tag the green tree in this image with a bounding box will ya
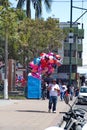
[0,5,65,67]
[17,18,64,65]
[0,0,10,7]
[16,0,52,18]
[0,6,20,60]
[17,0,31,18]
[33,0,52,19]
[0,5,21,99]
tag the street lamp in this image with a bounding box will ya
[69,32,74,85]
[69,0,73,86]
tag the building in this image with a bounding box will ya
[54,22,84,86]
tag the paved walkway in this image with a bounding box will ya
[0,97,76,130]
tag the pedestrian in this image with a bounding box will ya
[75,87,79,97]
[62,82,67,98]
[67,84,71,95]
[69,84,74,100]
[47,80,53,99]
[48,79,60,113]
[58,80,65,101]
[41,81,48,100]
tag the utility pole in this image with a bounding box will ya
[69,0,73,86]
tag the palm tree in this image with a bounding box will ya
[16,0,52,19]
[17,0,31,18]
[33,0,52,19]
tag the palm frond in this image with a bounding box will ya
[17,0,25,8]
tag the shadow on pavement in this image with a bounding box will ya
[16,110,48,113]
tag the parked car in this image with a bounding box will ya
[77,86,87,104]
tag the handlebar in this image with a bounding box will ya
[73,108,87,113]
[60,107,86,120]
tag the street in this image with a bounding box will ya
[0,98,76,130]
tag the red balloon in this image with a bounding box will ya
[29,61,34,68]
[56,61,62,67]
[55,54,61,59]
[40,53,46,57]
[48,59,54,64]
[31,65,38,73]
[41,58,49,68]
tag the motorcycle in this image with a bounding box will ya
[44,95,87,130]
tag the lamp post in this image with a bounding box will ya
[69,0,73,86]
[69,32,73,85]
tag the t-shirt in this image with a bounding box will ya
[59,84,64,92]
[49,84,60,96]
[62,85,67,92]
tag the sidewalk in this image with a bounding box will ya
[0,97,76,130]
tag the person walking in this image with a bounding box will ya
[41,81,48,100]
[58,80,64,101]
[48,79,60,113]
[69,84,74,100]
[62,82,67,96]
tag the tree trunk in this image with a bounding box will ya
[26,0,31,18]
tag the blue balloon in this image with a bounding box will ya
[34,57,41,65]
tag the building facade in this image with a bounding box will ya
[55,22,84,86]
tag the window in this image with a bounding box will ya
[80,88,87,93]
[64,50,76,57]
[78,52,82,58]
[64,36,69,43]
[64,50,69,57]
[58,65,77,73]
[78,38,82,44]
[72,50,76,57]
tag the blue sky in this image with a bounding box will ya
[10,0,87,65]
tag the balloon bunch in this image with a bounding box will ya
[29,52,62,79]
[16,75,26,87]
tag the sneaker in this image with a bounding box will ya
[53,111,56,113]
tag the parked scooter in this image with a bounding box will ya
[44,95,87,130]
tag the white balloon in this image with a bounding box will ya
[44,126,64,130]
[82,123,87,130]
